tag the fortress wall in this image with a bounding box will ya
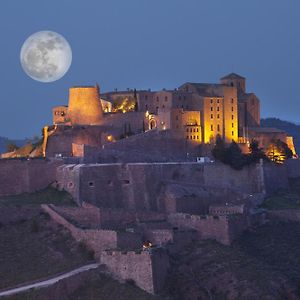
[0,159,63,197]
[99,129,200,163]
[53,206,101,228]
[263,162,289,195]
[41,205,141,260]
[167,213,247,245]
[101,248,169,294]
[46,126,106,158]
[286,159,300,179]
[143,229,174,246]
[57,162,266,211]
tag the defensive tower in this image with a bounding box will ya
[68,85,103,125]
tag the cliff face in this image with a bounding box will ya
[261,118,300,153]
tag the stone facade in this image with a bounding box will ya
[101,248,169,294]
[0,158,63,197]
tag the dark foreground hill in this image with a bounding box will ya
[261,118,300,153]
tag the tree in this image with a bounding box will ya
[6,142,18,152]
[226,141,246,170]
[266,139,293,164]
[248,140,267,163]
[212,135,227,162]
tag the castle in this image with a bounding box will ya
[47,73,296,161]
[1,73,299,295]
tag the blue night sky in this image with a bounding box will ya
[0,0,299,138]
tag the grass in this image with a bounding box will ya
[0,210,91,291]
[0,187,76,208]
[260,177,300,210]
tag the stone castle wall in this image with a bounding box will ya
[286,159,300,179]
[101,248,169,294]
[56,162,265,210]
[167,213,248,245]
[41,205,142,260]
[0,159,63,197]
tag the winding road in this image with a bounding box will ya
[0,263,100,298]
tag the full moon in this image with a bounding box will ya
[20,31,72,83]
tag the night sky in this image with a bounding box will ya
[1,0,299,138]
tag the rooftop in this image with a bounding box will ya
[220,73,245,80]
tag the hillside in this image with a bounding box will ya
[261,118,300,153]
[0,137,27,154]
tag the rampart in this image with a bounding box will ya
[101,248,169,294]
[0,158,63,197]
[286,159,300,179]
[56,162,266,209]
[41,205,142,260]
[167,213,248,245]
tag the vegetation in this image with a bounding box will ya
[260,178,300,210]
[6,142,19,152]
[0,210,91,291]
[0,186,76,208]
[266,139,293,164]
[212,136,267,170]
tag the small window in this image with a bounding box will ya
[186,128,189,132]
[217,99,220,103]
[193,129,196,132]
[162,105,165,109]
[210,99,213,104]
[231,107,234,112]
[232,131,234,136]
[122,180,130,185]
[232,123,234,128]
[186,136,189,139]
[231,98,234,104]
[210,107,213,111]
[232,115,234,120]
[68,182,74,188]
[211,114,213,119]
[196,128,199,132]
[165,96,168,102]
[217,107,220,111]
[217,114,220,119]
[89,182,94,187]
[217,124,220,132]
[197,136,199,139]
[211,125,213,131]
